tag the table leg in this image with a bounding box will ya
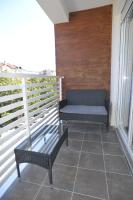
[66,137,68,146]
[16,163,20,177]
[48,168,53,184]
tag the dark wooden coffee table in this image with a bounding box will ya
[14,123,68,184]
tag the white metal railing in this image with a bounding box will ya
[0,72,63,193]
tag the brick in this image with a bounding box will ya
[55,5,112,98]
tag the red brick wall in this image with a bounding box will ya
[55,5,112,98]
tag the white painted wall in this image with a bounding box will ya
[37,0,113,24]
[118,0,126,11]
[36,0,69,24]
[66,0,113,12]
[110,0,121,126]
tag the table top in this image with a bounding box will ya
[15,124,68,155]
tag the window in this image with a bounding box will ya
[117,3,133,139]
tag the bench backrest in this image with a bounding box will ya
[67,89,106,106]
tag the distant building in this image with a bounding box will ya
[0,62,23,73]
[0,62,55,75]
[39,69,55,76]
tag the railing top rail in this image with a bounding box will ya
[0,72,64,79]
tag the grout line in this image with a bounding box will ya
[32,172,48,200]
[63,138,83,143]
[102,141,119,144]
[42,184,72,193]
[105,171,132,177]
[61,143,125,157]
[55,162,105,172]
[54,162,132,177]
[22,180,43,187]
[103,153,124,157]
[54,162,77,168]
[102,141,120,145]
[32,184,42,200]
[69,137,119,144]
[73,192,107,200]
[83,140,102,143]
[25,171,132,200]
[70,132,85,200]
[100,125,110,200]
[116,130,133,176]
[36,182,107,200]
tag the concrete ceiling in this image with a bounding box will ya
[37,0,113,24]
[36,0,69,24]
[66,0,113,12]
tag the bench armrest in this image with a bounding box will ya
[59,99,67,109]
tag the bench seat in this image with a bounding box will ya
[60,105,107,115]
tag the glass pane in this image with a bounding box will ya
[118,6,133,135]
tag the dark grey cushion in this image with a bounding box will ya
[60,105,107,116]
[67,89,106,106]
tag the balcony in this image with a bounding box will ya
[0,73,133,200]
[1,0,133,200]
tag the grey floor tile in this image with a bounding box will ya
[86,126,101,134]
[104,155,132,175]
[68,131,84,140]
[103,143,123,156]
[1,179,39,200]
[84,133,101,142]
[101,126,113,133]
[79,152,104,171]
[62,139,82,151]
[36,186,71,200]
[44,164,76,191]
[68,122,88,133]
[102,132,118,143]
[72,193,102,200]
[21,164,47,184]
[74,168,108,199]
[107,172,133,200]
[55,149,79,166]
[82,141,103,154]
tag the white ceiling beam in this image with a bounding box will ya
[66,0,113,12]
[36,0,69,24]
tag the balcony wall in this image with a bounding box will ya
[55,5,112,98]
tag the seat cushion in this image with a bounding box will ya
[67,90,106,106]
[60,105,107,116]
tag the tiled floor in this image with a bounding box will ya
[2,123,133,200]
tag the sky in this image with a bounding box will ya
[0,0,55,72]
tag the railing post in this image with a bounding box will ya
[22,77,31,140]
[59,76,64,101]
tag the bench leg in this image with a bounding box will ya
[16,163,20,177]
[66,137,68,146]
[106,119,109,132]
[48,168,53,185]
[59,120,63,134]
